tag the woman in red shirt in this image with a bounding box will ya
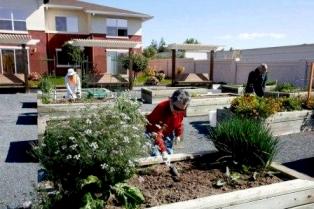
[146,89,191,161]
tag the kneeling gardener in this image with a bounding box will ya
[146,89,191,162]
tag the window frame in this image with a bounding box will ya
[0,47,29,74]
[0,11,26,32]
[55,48,80,68]
[55,16,78,33]
[106,18,128,37]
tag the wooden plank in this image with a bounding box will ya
[148,180,314,209]
[271,162,313,181]
[290,203,314,209]
[307,63,314,103]
[223,189,314,209]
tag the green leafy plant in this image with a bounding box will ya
[34,95,148,208]
[111,183,145,209]
[265,80,277,86]
[38,76,55,104]
[210,117,279,168]
[274,82,298,92]
[280,97,302,111]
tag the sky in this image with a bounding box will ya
[87,0,314,50]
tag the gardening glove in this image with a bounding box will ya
[161,151,170,166]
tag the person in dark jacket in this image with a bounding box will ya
[146,89,191,162]
[245,63,268,97]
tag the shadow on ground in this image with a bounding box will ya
[16,112,37,125]
[22,102,37,108]
[190,120,210,136]
[5,140,38,163]
[283,157,314,177]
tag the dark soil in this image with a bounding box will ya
[127,159,283,208]
[51,97,115,104]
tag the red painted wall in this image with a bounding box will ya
[90,34,106,74]
[28,31,48,75]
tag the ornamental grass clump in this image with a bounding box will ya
[34,96,148,208]
[210,117,279,169]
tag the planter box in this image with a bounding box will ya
[187,93,237,116]
[141,87,209,104]
[265,91,314,98]
[217,109,314,136]
[221,84,277,95]
[134,152,314,209]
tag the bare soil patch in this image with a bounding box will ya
[126,157,284,208]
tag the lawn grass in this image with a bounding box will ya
[29,76,65,88]
[134,74,171,86]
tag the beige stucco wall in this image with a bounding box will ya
[90,16,142,36]
[45,8,89,33]
[0,0,45,31]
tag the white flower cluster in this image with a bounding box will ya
[89,142,98,150]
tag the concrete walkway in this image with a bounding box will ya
[0,93,39,209]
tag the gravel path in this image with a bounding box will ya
[0,93,39,209]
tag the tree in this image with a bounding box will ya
[120,53,148,89]
[184,38,200,44]
[158,38,167,53]
[143,46,157,59]
[62,43,84,66]
[149,39,158,51]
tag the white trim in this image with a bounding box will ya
[0,50,2,74]
[13,49,17,74]
[44,5,83,10]
[0,30,28,34]
[106,35,129,39]
[85,10,152,20]
[106,49,129,53]
[0,46,29,49]
[45,30,88,35]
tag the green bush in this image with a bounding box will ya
[281,97,302,111]
[210,117,279,168]
[34,96,148,208]
[274,82,298,92]
[38,76,55,104]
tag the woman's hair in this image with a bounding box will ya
[171,89,191,106]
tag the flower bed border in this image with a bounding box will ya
[217,108,314,136]
[134,152,314,209]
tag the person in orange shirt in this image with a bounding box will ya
[146,89,191,162]
[64,68,81,99]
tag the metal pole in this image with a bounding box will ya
[307,63,314,103]
[22,44,29,93]
[171,49,176,86]
[128,49,133,90]
[209,50,214,81]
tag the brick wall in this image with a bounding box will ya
[28,30,47,74]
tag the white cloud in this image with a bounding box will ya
[217,32,286,40]
[238,33,286,40]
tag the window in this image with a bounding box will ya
[0,48,28,74]
[55,16,78,32]
[106,18,128,37]
[0,9,27,31]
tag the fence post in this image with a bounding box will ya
[307,63,314,103]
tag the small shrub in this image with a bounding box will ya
[176,66,185,75]
[210,117,279,168]
[231,95,281,119]
[155,71,165,81]
[144,66,156,77]
[266,80,277,86]
[274,82,298,92]
[145,76,159,86]
[28,72,42,81]
[34,96,148,208]
[38,76,55,104]
[280,97,302,111]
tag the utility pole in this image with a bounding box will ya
[22,44,29,93]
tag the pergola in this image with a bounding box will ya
[68,39,140,89]
[167,43,221,86]
[0,34,40,91]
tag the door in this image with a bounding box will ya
[107,51,118,75]
[2,49,14,74]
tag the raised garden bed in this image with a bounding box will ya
[187,93,238,116]
[141,87,209,104]
[217,108,314,136]
[105,152,314,209]
[221,84,277,95]
[264,91,314,98]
